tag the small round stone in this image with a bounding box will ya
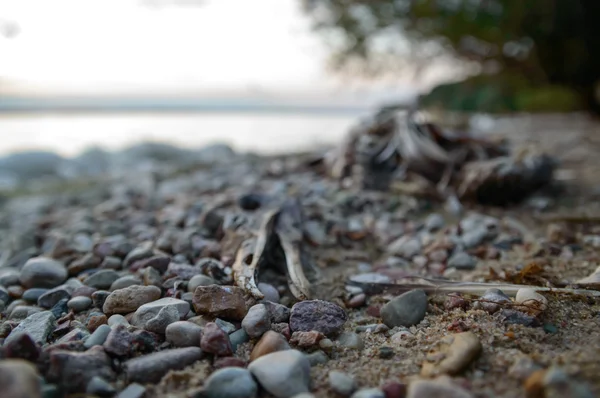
[248,350,311,398]
[329,371,357,396]
[380,289,428,328]
[84,324,112,348]
[447,252,477,270]
[258,283,280,303]
[350,388,385,398]
[187,275,217,293]
[289,300,347,336]
[203,367,258,398]
[250,331,290,361]
[102,285,162,315]
[337,332,364,350]
[83,270,120,290]
[515,288,548,315]
[68,296,92,312]
[109,275,142,291]
[19,257,67,289]
[201,322,233,356]
[107,314,130,327]
[166,321,203,347]
[425,213,445,231]
[242,304,270,339]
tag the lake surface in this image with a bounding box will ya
[0,112,367,157]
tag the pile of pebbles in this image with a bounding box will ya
[0,151,596,398]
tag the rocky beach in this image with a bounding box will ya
[1,112,600,398]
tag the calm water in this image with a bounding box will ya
[0,112,366,157]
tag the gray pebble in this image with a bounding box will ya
[68,296,92,312]
[258,282,280,303]
[101,256,122,270]
[447,252,477,270]
[230,328,250,352]
[19,257,67,289]
[388,237,421,259]
[329,371,356,396]
[425,213,445,231]
[351,388,385,398]
[116,383,146,398]
[38,285,72,308]
[86,376,116,397]
[202,367,258,398]
[9,305,41,320]
[84,270,120,290]
[248,349,311,398]
[0,269,20,287]
[131,298,189,329]
[123,245,154,267]
[305,350,329,366]
[144,305,180,334]
[242,304,270,338]
[92,290,111,309]
[166,321,203,347]
[336,332,364,350]
[380,289,428,328]
[108,314,130,327]
[125,347,204,384]
[187,275,216,292]
[348,273,391,284]
[22,288,48,302]
[406,378,473,398]
[110,275,142,291]
[216,318,237,334]
[85,324,112,348]
[5,310,56,345]
[289,300,347,336]
[102,285,162,315]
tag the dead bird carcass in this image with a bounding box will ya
[318,107,557,206]
[230,198,320,300]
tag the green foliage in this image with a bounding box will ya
[302,0,600,113]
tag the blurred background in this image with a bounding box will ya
[1,0,599,191]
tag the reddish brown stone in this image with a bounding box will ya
[200,322,233,357]
[381,381,407,398]
[87,314,107,333]
[192,285,250,321]
[289,331,324,348]
[250,331,290,361]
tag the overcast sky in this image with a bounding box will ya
[0,0,339,92]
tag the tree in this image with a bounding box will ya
[301,0,600,113]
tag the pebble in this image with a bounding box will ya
[447,252,477,270]
[388,236,422,259]
[87,314,108,332]
[425,213,445,231]
[142,266,162,287]
[0,359,42,398]
[131,298,189,328]
[242,304,271,338]
[192,285,249,321]
[476,288,511,314]
[5,311,56,345]
[109,275,142,291]
[500,309,540,327]
[123,245,154,268]
[143,305,180,334]
[230,328,251,352]
[125,347,204,383]
[541,367,594,398]
[329,370,357,396]
[3,332,40,362]
[0,269,21,287]
[379,346,395,359]
[347,293,366,308]
[350,388,385,398]
[102,285,162,315]
[85,324,112,348]
[250,331,290,361]
[10,305,41,320]
[258,282,280,303]
[263,301,291,323]
[319,338,334,351]
[48,346,115,393]
[289,300,347,336]
[216,318,237,334]
[201,322,233,356]
[381,381,407,398]
[37,285,72,308]
[305,350,329,366]
[50,298,69,318]
[108,314,130,327]
[337,332,364,350]
[22,288,48,302]
[515,288,548,315]
[380,289,428,328]
[421,332,482,377]
[407,377,473,398]
[130,255,171,273]
[86,376,116,397]
[67,296,92,312]
[83,270,120,290]
[290,331,324,348]
[100,256,122,270]
[202,367,258,398]
[187,275,217,293]
[248,349,311,398]
[103,324,135,357]
[92,290,111,309]
[19,257,67,289]
[166,321,202,347]
[116,383,146,398]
